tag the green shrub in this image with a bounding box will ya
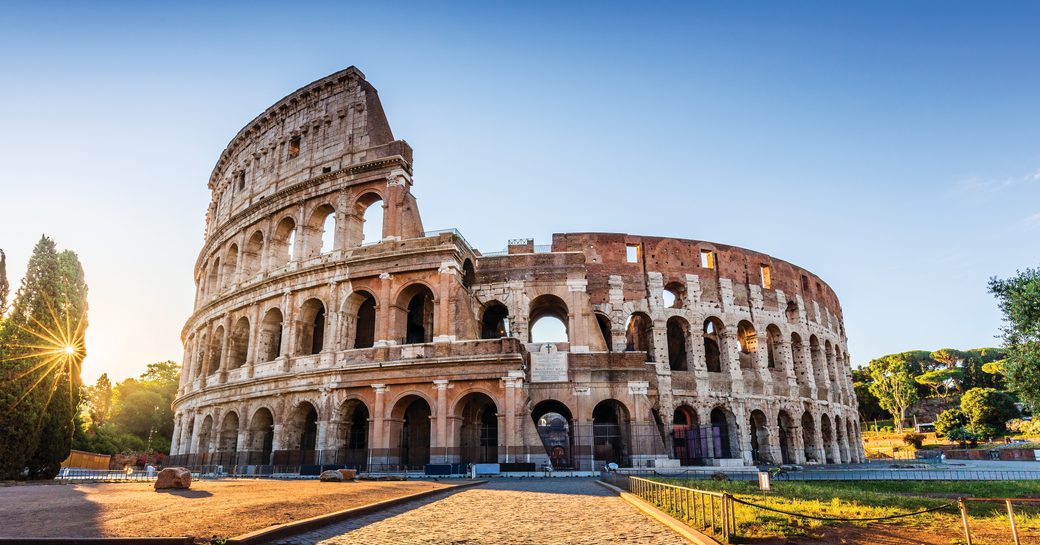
[902,433,926,448]
[961,387,1019,438]
[935,408,967,438]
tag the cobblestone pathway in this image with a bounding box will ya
[279,479,688,545]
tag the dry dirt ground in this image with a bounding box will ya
[0,479,450,540]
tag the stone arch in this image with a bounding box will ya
[222,244,239,288]
[461,259,475,290]
[342,290,377,349]
[785,300,799,323]
[662,281,686,309]
[337,398,369,468]
[709,406,738,459]
[194,331,208,378]
[297,297,327,355]
[736,320,758,369]
[825,340,837,388]
[218,411,240,453]
[592,399,631,467]
[258,307,284,362]
[395,283,435,344]
[532,400,575,469]
[480,301,510,339]
[801,410,820,463]
[242,230,264,278]
[810,335,827,391]
[703,317,725,373]
[765,324,782,370]
[207,325,225,375]
[271,215,297,265]
[666,316,690,371]
[305,202,337,257]
[671,404,700,465]
[455,392,499,465]
[388,394,432,469]
[529,294,569,343]
[206,257,221,299]
[287,401,320,463]
[625,312,654,362]
[348,191,385,246]
[748,409,771,463]
[791,332,809,391]
[228,316,250,369]
[246,407,275,465]
[198,414,214,454]
[777,410,796,464]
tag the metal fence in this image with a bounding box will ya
[606,474,737,543]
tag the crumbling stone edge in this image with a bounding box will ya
[225,480,487,545]
[596,480,720,545]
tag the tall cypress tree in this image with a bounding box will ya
[27,250,88,478]
[0,248,9,317]
[0,237,88,479]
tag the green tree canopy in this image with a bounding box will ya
[915,367,962,399]
[868,358,919,431]
[960,387,1019,438]
[988,268,1040,412]
[0,248,9,317]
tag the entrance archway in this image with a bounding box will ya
[592,400,631,467]
[390,395,432,469]
[456,393,498,465]
[532,400,574,469]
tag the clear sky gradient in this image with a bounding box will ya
[1,2,1038,383]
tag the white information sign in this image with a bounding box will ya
[531,344,569,383]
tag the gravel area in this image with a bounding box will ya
[0,479,450,539]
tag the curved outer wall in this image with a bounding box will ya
[170,67,862,471]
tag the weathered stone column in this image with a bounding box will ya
[433,380,449,463]
[434,265,455,342]
[369,384,387,468]
[765,411,783,464]
[567,278,590,352]
[503,372,522,463]
[375,273,393,345]
[790,423,805,464]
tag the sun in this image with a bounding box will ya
[64,345,76,355]
[2,297,87,413]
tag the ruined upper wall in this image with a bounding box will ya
[550,232,845,328]
[203,66,411,238]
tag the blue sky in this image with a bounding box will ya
[1,1,1038,382]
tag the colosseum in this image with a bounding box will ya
[169,66,863,474]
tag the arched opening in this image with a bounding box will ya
[703,318,724,372]
[810,335,827,391]
[207,326,225,375]
[592,399,631,468]
[456,392,498,465]
[663,282,685,309]
[791,333,808,390]
[480,302,510,339]
[353,292,376,349]
[339,399,369,469]
[258,308,283,362]
[229,317,249,369]
[308,204,336,256]
[291,402,319,464]
[709,408,733,458]
[595,313,613,351]
[222,244,239,288]
[272,216,297,265]
[461,259,475,290]
[206,258,220,298]
[197,415,214,454]
[349,193,384,246]
[532,400,574,470]
[825,341,838,392]
[529,294,569,343]
[801,411,819,463]
[785,300,799,323]
[390,395,431,469]
[820,414,835,463]
[194,332,207,379]
[247,408,275,465]
[298,298,326,355]
[737,321,758,369]
[672,406,700,465]
[766,324,782,370]
[749,409,771,463]
[778,410,796,464]
[399,285,435,344]
[666,317,689,371]
[625,313,654,361]
[218,411,239,454]
[242,230,264,278]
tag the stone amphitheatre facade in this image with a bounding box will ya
[169,66,863,473]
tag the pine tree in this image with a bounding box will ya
[0,238,88,479]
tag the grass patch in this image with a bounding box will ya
[650,478,1040,539]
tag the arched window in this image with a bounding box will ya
[229,317,249,369]
[625,313,654,361]
[242,230,264,278]
[703,318,724,372]
[737,321,757,369]
[258,308,283,362]
[305,204,336,257]
[461,259,475,290]
[766,324,782,370]
[298,299,326,355]
[785,301,799,324]
[272,216,297,265]
[206,258,220,298]
[353,293,376,349]
[663,282,685,309]
[223,244,239,288]
[529,294,569,343]
[207,326,225,375]
[810,335,827,388]
[666,317,689,371]
[349,193,384,246]
[481,302,510,339]
[595,313,613,351]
